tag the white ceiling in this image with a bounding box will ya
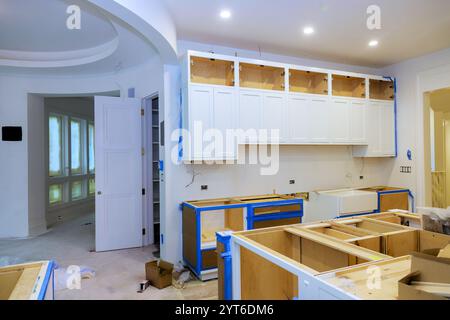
[163,0,450,67]
[0,0,158,75]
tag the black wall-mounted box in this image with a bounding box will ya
[2,126,23,141]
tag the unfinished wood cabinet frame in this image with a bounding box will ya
[239,62,286,91]
[332,74,366,98]
[182,194,304,280]
[226,215,450,300]
[190,56,235,87]
[289,69,328,95]
[369,79,395,101]
[0,261,54,300]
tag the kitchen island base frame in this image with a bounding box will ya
[223,214,450,300]
[182,194,304,280]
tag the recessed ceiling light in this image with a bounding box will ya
[369,40,379,47]
[220,9,231,19]
[303,27,315,35]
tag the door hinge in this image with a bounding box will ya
[142,228,146,236]
[142,188,146,196]
[141,109,145,116]
[142,148,145,156]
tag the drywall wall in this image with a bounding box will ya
[382,47,450,207]
[160,41,395,264]
[27,94,46,237]
[0,57,163,238]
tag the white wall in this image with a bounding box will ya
[160,41,396,264]
[27,94,46,237]
[0,57,163,238]
[382,47,450,206]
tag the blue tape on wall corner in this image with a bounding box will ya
[178,89,184,162]
[128,87,135,98]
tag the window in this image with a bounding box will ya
[48,112,94,207]
[71,119,82,175]
[49,116,62,177]
[89,123,95,173]
[89,178,95,195]
[71,181,84,200]
[49,184,63,204]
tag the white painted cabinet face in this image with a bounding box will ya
[309,97,330,143]
[238,90,262,143]
[261,93,286,143]
[330,99,350,143]
[287,95,311,143]
[213,87,237,159]
[189,85,213,160]
[380,102,396,155]
[349,100,367,143]
[366,101,382,155]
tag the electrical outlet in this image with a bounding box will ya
[201,185,208,191]
[400,166,412,174]
[289,180,296,185]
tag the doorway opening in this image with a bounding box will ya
[426,87,450,208]
[144,94,161,257]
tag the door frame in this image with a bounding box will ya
[142,92,159,246]
[418,63,450,207]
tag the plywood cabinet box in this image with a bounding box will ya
[0,261,54,300]
[182,50,396,161]
[217,213,450,300]
[181,194,304,280]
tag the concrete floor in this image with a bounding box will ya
[0,213,218,300]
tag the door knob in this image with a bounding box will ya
[97,191,102,195]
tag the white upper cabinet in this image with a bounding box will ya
[309,97,331,143]
[213,87,237,159]
[183,51,397,160]
[349,100,367,144]
[261,92,286,143]
[329,98,350,143]
[238,90,262,143]
[287,94,311,143]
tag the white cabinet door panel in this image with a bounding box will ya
[350,100,366,144]
[189,85,213,159]
[213,88,237,159]
[262,93,286,143]
[330,99,350,143]
[287,95,311,143]
[239,91,262,143]
[380,102,396,155]
[366,101,382,155]
[309,97,330,143]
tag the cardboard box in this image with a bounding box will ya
[398,253,450,300]
[145,260,174,290]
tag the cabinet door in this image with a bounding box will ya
[309,97,330,143]
[213,87,237,159]
[287,95,311,143]
[329,98,350,143]
[365,101,382,155]
[380,102,396,156]
[238,90,262,143]
[189,85,213,159]
[262,92,286,143]
[349,100,366,144]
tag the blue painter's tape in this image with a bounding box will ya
[37,260,55,300]
[217,231,233,300]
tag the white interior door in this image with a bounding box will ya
[95,96,143,252]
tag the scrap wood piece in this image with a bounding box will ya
[411,281,450,298]
[438,244,450,259]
